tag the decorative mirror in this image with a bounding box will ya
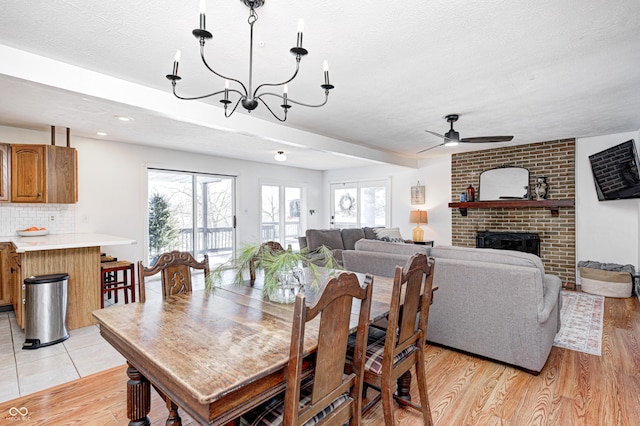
[479,166,529,201]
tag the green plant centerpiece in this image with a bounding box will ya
[208,243,341,303]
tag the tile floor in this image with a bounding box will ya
[0,272,213,404]
[0,311,126,403]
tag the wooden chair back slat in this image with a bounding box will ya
[313,295,353,403]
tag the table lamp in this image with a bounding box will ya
[409,209,428,242]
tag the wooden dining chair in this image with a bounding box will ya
[249,241,285,285]
[349,253,435,426]
[136,250,210,424]
[137,250,210,303]
[239,271,373,426]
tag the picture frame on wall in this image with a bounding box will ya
[411,181,425,205]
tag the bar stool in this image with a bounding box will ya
[100,260,136,308]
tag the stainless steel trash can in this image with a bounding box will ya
[23,273,70,350]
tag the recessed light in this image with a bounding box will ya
[96,131,108,136]
[115,115,134,122]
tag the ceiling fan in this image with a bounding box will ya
[418,114,514,153]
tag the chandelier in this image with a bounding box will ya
[166,0,335,122]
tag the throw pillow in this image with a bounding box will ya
[373,227,404,243]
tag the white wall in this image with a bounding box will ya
[323,158,452,245]
[0,125,324,263]
[575,131,640,273]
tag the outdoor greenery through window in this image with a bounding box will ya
[147,169,235,267]
[261,184,303,250]
[330,179,389,229]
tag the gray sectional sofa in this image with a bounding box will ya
[343,241,562,373]
[298,227,380,264]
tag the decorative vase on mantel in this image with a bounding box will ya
[534,176,548,200]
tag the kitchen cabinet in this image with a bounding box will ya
[11,144,78,203]
[11,251,22,325]
[0,143,8,202]
[14,246,99,330]
[0,243,12,306]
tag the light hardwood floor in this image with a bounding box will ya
[1,294,638,425]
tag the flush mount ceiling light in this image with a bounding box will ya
[274,151,287,162]
[166,0,335,122]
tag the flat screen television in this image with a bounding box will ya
[589,139,640,201]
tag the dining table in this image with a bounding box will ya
[93,270,408,425]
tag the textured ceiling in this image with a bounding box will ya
[0,0,639,170]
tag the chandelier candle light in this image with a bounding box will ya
[409,210,428,242]
[166,0,335,122]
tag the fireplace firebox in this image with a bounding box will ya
[476,231,540,256]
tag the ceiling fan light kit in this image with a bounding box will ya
[419,114,514,153]
[166,0,335,122]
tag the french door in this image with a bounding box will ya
[147,169,236,267]
[261,184,303,250]
[330,179,389,229]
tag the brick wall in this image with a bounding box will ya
[451,139,576,286]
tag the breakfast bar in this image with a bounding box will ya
[2,233,136,330]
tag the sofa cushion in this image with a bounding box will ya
[362,227,380,240]
[430,245,546,278]
[305,229,344,251]
[354,239,429,256]
[373,227,404,243]
[341,228,366,250]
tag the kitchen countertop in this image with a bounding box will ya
[0,233,137,253]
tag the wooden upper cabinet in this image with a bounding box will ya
[11,144,78,203]
[11,145,45,202]
[0,143,9,202]
[47,145,78,203]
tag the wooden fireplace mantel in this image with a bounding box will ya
[448,199,575,217]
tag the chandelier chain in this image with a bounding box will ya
[248,7,258,25]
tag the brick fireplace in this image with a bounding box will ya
[451,139,576,287]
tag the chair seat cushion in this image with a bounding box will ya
[239,375,351,426]
[347,327,418,375]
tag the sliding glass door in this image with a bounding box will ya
[147,169,236,267]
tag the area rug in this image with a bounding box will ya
[553,290,604,356]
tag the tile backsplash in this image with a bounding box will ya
[0,204,76,236]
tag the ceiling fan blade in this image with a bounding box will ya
[424,130,446,140]
[460,136,514,143]
[417,143,445,154]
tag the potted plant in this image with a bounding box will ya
[208,243,341,303]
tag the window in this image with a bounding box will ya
[261,184,303,250]
[147,169,236,267]
[330,179,389,229]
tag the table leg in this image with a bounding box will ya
[127,363,151,426]
[397,371,412,401]
[165,399,182,426]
